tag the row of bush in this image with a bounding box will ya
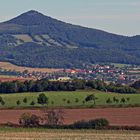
[19,111,109,129]
[17,111,140,130]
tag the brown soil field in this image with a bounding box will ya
[0,62,61,73]
[0,107,140,126]
[0,77,32,82]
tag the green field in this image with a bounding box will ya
[0,128,139,140]
[0,90,140,109]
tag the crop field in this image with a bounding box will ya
[0,62,61,73]
[0,75,31,82]
[0,129,139,140]
[0,90,140,108]
[0,107,140,126]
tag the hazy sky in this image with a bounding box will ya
[0,0,140,36]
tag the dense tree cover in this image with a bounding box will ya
[86,80,137,94]
[1,41,139,68]
[0,79,137,94]
[0,11,140,68]
[131,80,140,91]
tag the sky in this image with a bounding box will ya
[0,0,140,36]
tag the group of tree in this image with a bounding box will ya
[0,80,75,93]
[16,93,48,106]
[86,80,137,94]
[0,79,138,94]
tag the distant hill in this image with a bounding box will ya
[0,10,140,68]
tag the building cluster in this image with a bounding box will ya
[15,64,140,85]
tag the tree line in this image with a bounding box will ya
[0,79,137,94]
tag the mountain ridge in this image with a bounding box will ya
[0,10,140,68]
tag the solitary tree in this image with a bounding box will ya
[85,94,98,105]
[43,109,64,126]
[37,93,48,105]
[23,98,27,103]
[30,101,35,106]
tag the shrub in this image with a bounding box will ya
[85,94,95,102]
[82,101,85,104]
[16,100,21,105]
[121,98,126,104]
[23,98,27,103]
[0,96,3,102]
[30,101,35,106]
[75,98,79,103]
[67,100,70,104]
[106,98,112,104]
[89,118,109,129]
[19,113,40,127]
[72,118,109,129]
[126,97,130,102]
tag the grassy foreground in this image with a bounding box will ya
[0,127,139,140]
[0,90,140,108]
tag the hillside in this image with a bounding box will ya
[0,10,140,68]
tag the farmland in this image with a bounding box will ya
[0,91,140,127]
[0,75,32,82]
[0,90,140,108]
[0,107,140,126]
[0,129,139,140]
[0,62,61,73]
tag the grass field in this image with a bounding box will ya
[0,128,139,140]
[0,90,140,108]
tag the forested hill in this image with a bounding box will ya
[0,10,140,68]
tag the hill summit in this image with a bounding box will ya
[0,10,140,68]
[5,10,57,26]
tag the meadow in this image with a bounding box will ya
[0,90,140,109]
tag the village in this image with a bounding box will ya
[1,64,140,85]
[20,64,140,85]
